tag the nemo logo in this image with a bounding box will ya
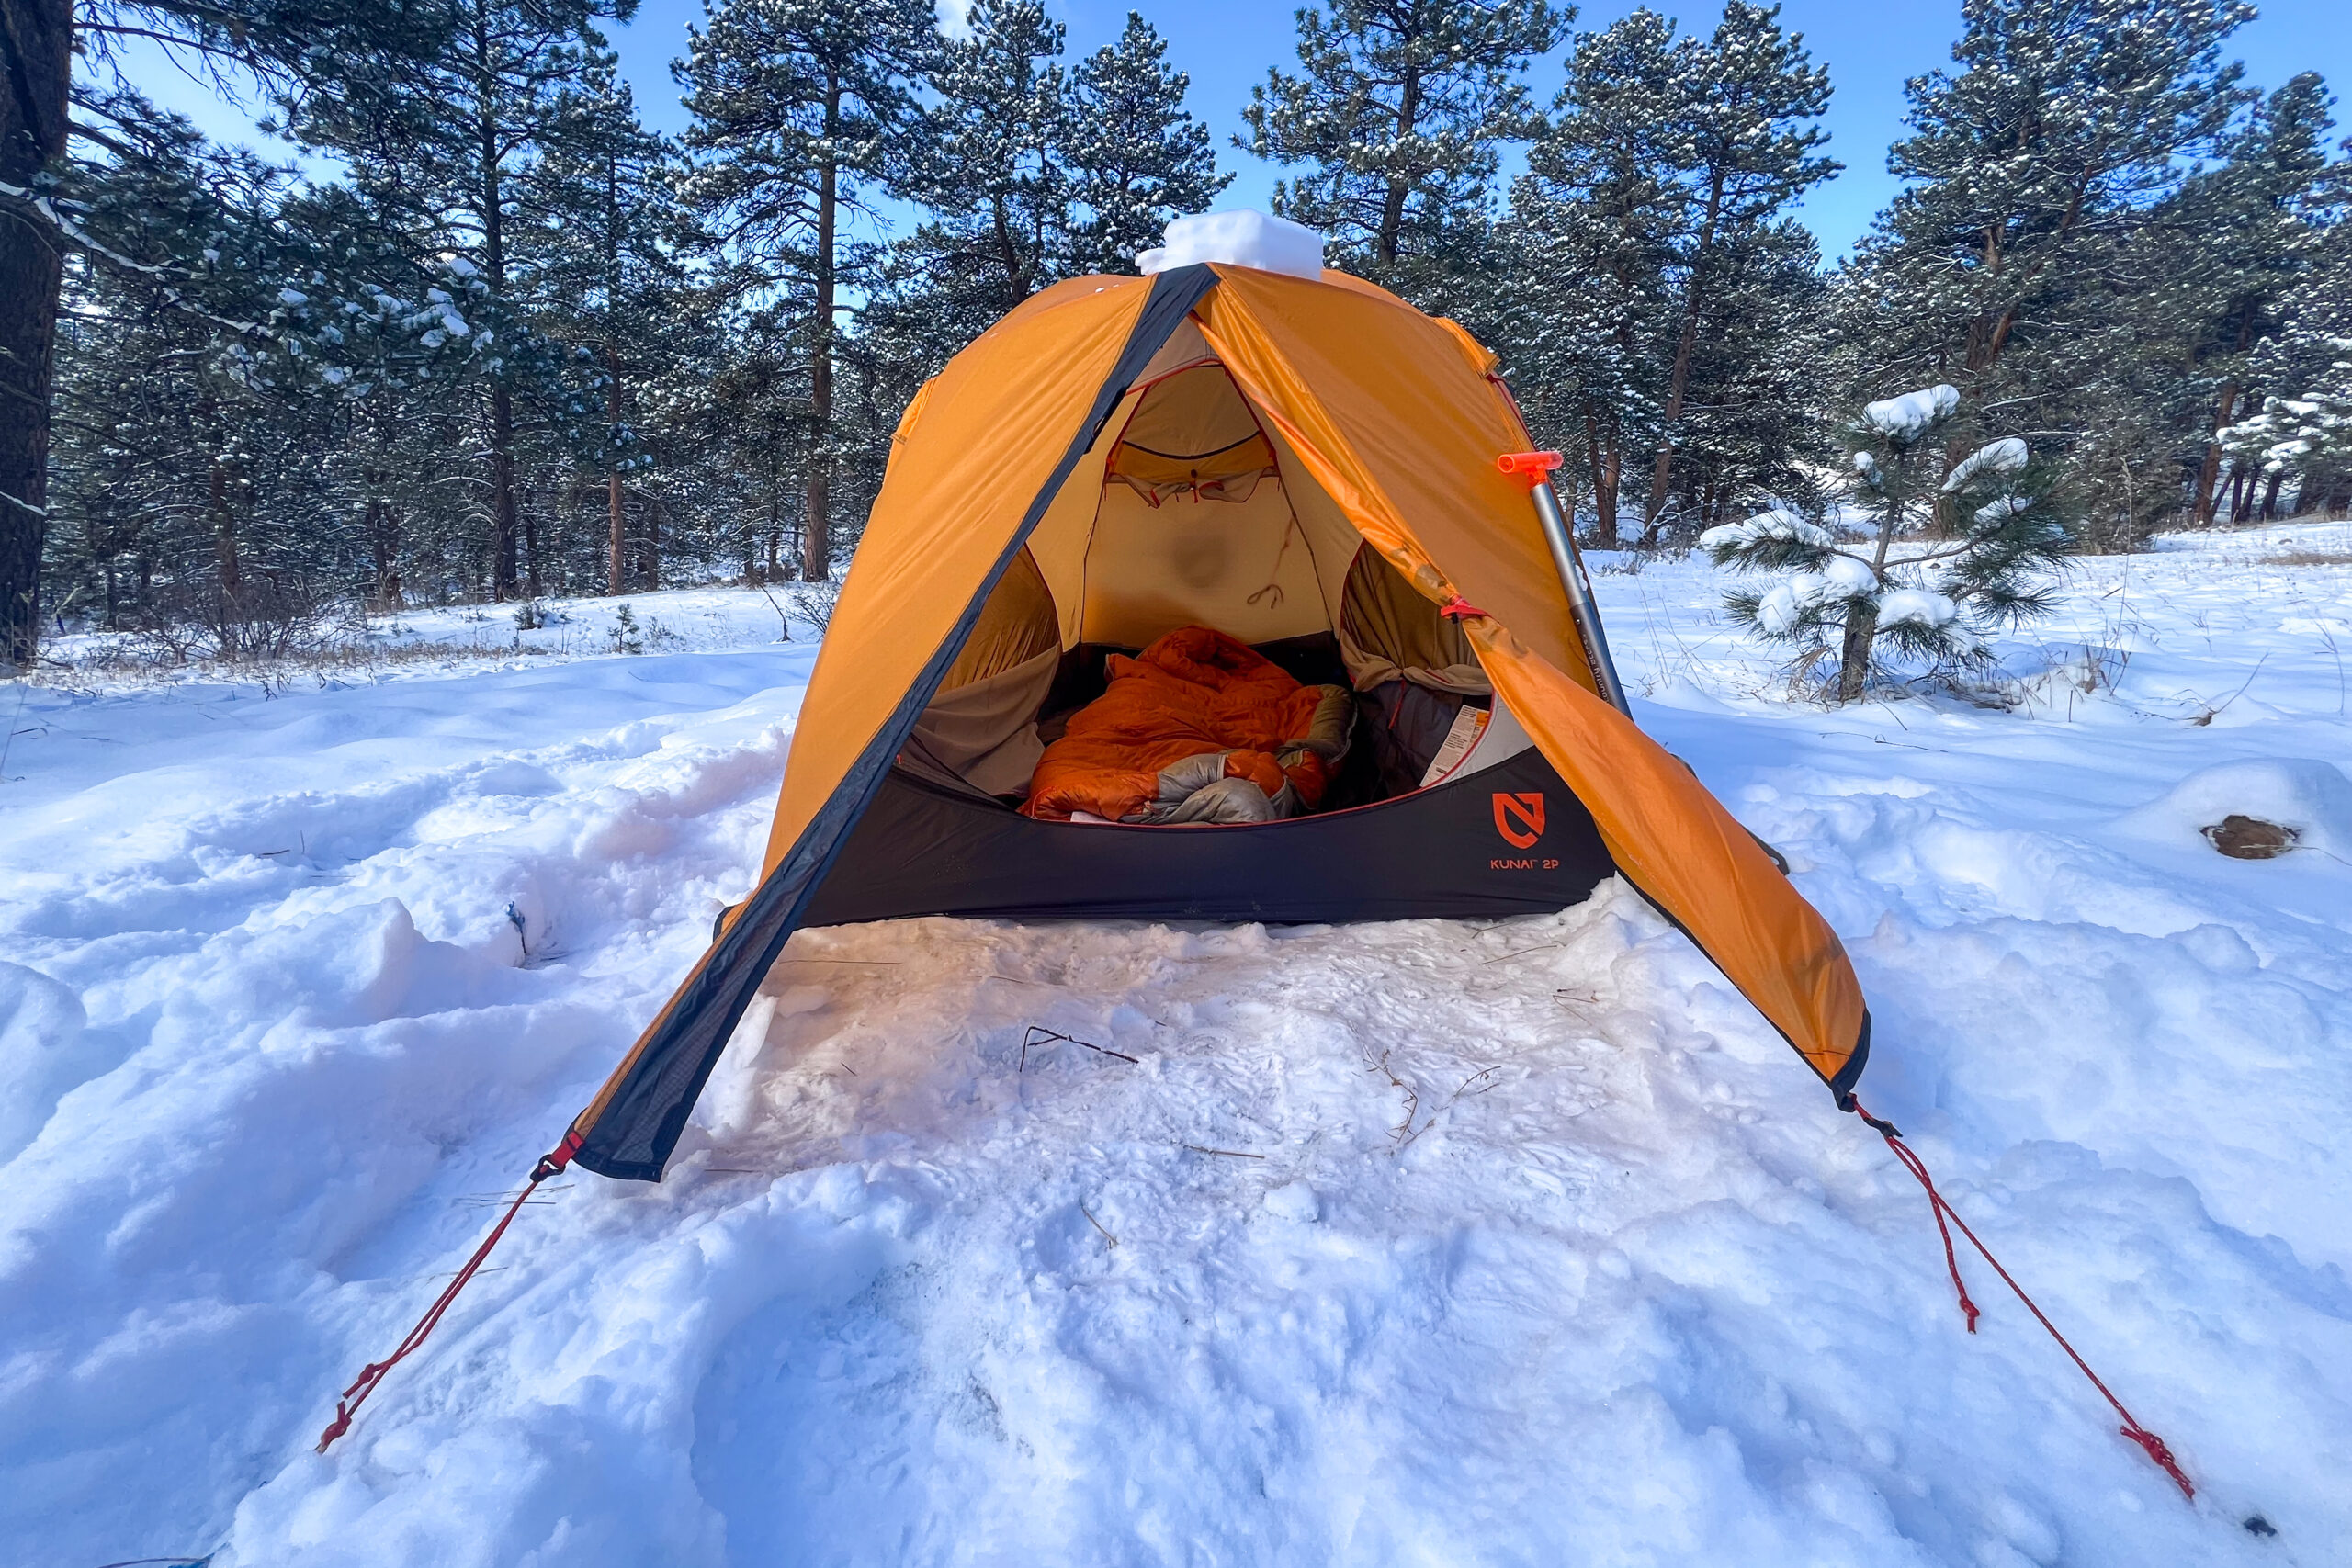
[1492,791,1545,849]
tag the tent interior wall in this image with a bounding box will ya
[901,321,1500,818]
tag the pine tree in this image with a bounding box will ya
[536,53,694,592]
[38,96,505,640]
[2159,74,2345,525]
[1240,0,1566,299]
[0,0,450,665]
[1065,13,1232,276]
[677,0,934,581]
[1705,384,2073,701]
[2223,334,2352,501]
[1504,9,1683,545]
[1665,218,1835,529]
[288,0,634,600]
[1848,0,2254,471]
[890,3,1224,367]
[901,0,1077,314]
[1635,1,1837,539]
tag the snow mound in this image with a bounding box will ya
[1863,384,1960,441]
[1138,209,1324,280]
[1941,437,2029,491]
[2118,757,2352,856]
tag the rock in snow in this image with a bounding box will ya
[3,529,2350,1566]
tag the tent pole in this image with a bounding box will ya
[1501,452,1631,716]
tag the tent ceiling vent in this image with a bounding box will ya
[1137,209,1323,280]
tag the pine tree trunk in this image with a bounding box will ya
[605,345,626,593]
[644,492,661,590]
[764,467,782,581]
[2192,378,2239,525]
[367,498,403,607]
[1643,171,1724,538]
[804,113,839,584]
[209,447,242,594]
[475,17,522,600]
[489,387,520,597]
[2259,469,2284,521]
[1375,66,1419,266]
[0,0,72,671]
[1836,601,1877,703]
[1586,417,1621,547]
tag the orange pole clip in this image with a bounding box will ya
[1497,450,1565,484]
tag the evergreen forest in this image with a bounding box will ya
[2,0,2346,670]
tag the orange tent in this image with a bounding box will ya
[556,261,1870,1182]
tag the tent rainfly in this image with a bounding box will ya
[558,259,1871,1181]
[315,226,2195,1500]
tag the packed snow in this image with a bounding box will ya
[1863,383,1961,442]
[5,522,2351,1565]
[1136,208,1325,281]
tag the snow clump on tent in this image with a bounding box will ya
[1941,437,2030,491]
[1863,384,1960,442]
[1137,209,1325,280]
[1698,509,1832,550]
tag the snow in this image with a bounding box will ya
[1975,493,2033,526]
[6,523,2352,1564]
[1876,588,1960,629]
[1941,437,2030,492]
[1755,552,1879,633]
[1137,209,1325,281]
[1699,508,1832,550]
[1863,384,1961,442]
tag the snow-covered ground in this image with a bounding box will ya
[4,524,2349,1565]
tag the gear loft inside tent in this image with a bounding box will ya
[311,231,2196,1497]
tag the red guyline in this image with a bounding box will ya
[315,1137,577,1453]
[1852,1100,2195,1501]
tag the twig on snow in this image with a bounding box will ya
[1020,1025,1138,1073]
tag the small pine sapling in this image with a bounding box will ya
[1704,383,2073,701]
[608,603,644,656]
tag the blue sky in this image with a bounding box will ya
[125,0,2352,259]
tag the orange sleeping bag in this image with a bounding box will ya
[1024,626,1344,822]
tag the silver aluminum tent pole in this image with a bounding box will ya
[1499,451,1631,716]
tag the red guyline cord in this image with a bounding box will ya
[313,1104,2197,1505]
[315,1141,574,1453]
[1850,1100,2196,1500]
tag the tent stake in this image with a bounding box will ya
[1500,451,1631,716]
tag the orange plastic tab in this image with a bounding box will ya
[1497,450,1565,482]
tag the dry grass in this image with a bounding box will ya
[2267,548,2352,568]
